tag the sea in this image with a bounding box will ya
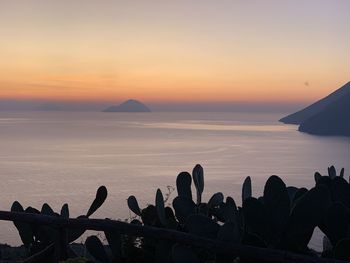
[0,111,349,250]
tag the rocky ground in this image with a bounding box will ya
[0,243,91,262]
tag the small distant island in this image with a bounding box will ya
[280,82,350,136]
[103,99,151,112]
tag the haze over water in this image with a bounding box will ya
[0,111,349,249]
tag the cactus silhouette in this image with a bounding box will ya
[11,186,108,262]
[12,165,350,262]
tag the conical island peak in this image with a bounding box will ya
[103,99,151,112]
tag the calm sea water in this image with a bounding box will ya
[0,111,349,249]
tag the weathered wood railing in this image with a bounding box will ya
[0,211,346,263]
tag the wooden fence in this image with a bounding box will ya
[0,211,347,263]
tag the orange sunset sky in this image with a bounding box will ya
[0,0,349,105]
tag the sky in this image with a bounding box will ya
[0,0,349,109]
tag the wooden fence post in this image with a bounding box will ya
[0,211,346,263]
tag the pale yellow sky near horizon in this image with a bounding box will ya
[0,0,349,104]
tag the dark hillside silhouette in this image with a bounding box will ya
[299,92,350,136]
[280,82,350,124]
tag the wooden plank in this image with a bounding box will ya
[0,211,345,263]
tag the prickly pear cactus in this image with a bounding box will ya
[11,186,108,262]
